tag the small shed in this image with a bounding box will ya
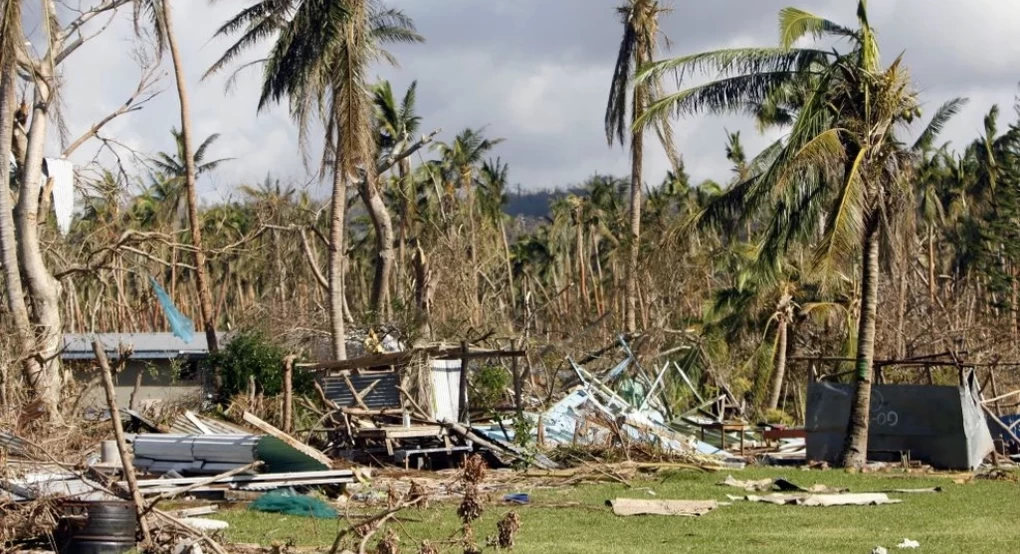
[302,343,525,467]
[64,332,228,410]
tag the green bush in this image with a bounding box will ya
[205,329,312,399]
[472,364,510,412]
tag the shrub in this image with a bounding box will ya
[205,329,312,399]
[471,364,510,412]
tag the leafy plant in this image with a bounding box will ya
[205,329,311,399]
[471,364,510,412]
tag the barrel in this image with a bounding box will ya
[66,501,137,554]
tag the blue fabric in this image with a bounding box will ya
[149,276,195,343]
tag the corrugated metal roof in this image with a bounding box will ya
[62,332,229,360]
[0,429,29,457]
[169,412,250,435]
[322,372,401,409]
[132,434,328,475]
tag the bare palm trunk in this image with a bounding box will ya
[576,216,588,308]
[360,176,394,320]
[396,161,410,308]
[163,1,217,358]
[928,223,936,324]
[841,223,881,468]
[625,86,645,334]
[329,140,349,360]
[463,173,481,323]
[0,50,40,391]
[500,219,516,314]
[767,316,788,411]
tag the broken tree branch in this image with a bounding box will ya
[93,341,152,545]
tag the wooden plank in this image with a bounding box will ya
[356,426,443,440]
[184,411,214,435]
[242,411,333,468]
[299,346,527,371]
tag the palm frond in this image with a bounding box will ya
[639,70,822,126]
[912,97,968,152]
[133,0,168,54]
[636,47,831,87]
[205,0,291,79]
[813,146,869,272]
[605,17,637,146]
[778,7,857,48]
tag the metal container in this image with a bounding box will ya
[65,501,137,554]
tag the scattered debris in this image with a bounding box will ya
[719,474,773,492]
[718,475,847,494]
[608,498,718,517]
[896,538,920,549]
[728,493,902,506]
[873,547,889,554]
[179,517,229,531]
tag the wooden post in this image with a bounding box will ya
[128,370,143,411]
[458,341,470,425]
[511,341,523,420]
[988,367,1002,417]
[93,342,152,545]
[283,354,297,434]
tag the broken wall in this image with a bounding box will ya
[805,380,994,470]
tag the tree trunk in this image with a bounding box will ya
[359,176,394,321]
[840,223,882,468]
[625,85,645,334]
[928,223,936,324]
[463,172,481,324]
[328,136,349,360]
[500,219,516,316]
[767,315,788,411]
[16,82,63,417]
[162,1,218,359]
[576,214,588,309]
[396,159,411,308]
[0,50,40,394]
[412,241,433,341]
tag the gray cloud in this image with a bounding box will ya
[49,0,1020,199]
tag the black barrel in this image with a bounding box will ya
[66,501,138,554]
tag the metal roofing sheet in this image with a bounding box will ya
[61,332,229,360]
[322,372,401,409]
[169,412,250,435]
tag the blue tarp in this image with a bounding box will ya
[150,276,195,343]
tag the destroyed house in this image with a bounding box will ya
[63,332,228,410]
[302,344,526,468]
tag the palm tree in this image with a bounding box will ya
[478,158,517,313]
[606,0,680,333]
[131,0,222,362]
[208,0,422,358]
[151,128,231,298]
[435,127,504,322]
[909,99,967,324]
[374,80,421,307]
[637,1,922,467]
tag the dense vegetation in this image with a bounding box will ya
[2,0,1019,466]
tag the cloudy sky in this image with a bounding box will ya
[44,0,1020,201]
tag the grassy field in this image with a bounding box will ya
[213,468,1020,553]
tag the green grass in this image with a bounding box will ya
[213,468,1020,553]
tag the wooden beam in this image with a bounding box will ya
[298,346,526,371]
[241,411,333,468]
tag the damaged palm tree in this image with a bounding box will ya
[208,0,422,358]
[636,0,923,467]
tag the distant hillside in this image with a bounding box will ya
[504,187,575,220]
